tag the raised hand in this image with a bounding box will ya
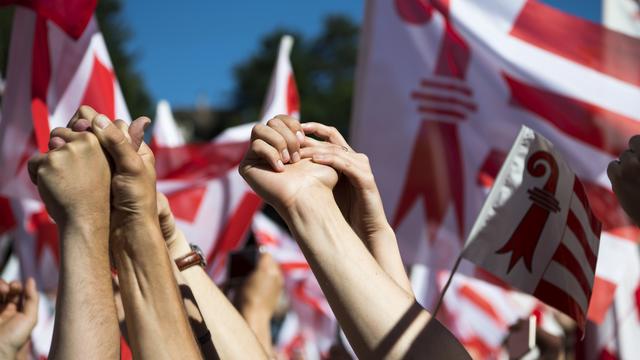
[607,135,640,225]
[299,122,390,240]
[28,124,111,228]
[239,115,339,212]
[298,122,412,293]
[0,278,39,360]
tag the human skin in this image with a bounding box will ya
[28,118,120,360]
[0,278,39,360]
[239,116,470,359]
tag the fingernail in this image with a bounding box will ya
[282,149,290,163]
[276,160,284,170]
[296,131,304,142]
[292,151,301,163]
[95,115,110,129]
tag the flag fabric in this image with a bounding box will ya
[252,213,336,358]
[351,0,640,351]
[603,0,640,37]
[153,35,299,281]
[435,270,540,359]
[462,126,602,333]
[0,2,130,199]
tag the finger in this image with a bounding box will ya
[114,120,133,145]
[71,118,91,132]
[301,135,337,149]
[607,160,622,184]
[50,127,82,144]
[301,122,349,148]
[251,124,289,163]
[22,278,39,320]
[274,114,305,144]
[629,135,640,154]
[27,154,47,185]
[91,114,141,173]
[0,279,8,304]
[250,139,284,172]
[157,192,177,242]
[267,117,300,163]
[619,149,636,166]
[307,149,373,188]
[48,136,66,151]
[128,117,151,151]
[67,105,98,129]
[7,281,23,306]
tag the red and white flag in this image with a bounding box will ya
[462,126,602,333]
[0,0,130,199]
[153,35,299,281]
[252,213,336,358]
[603,0,640,37]
[352,0,640,331]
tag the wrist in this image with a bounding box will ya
[167,232,191,259]
[280,188,337,224]
[111,216,164,257]
[59,220,109,257]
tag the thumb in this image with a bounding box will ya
[22,278,39,324]
[92,114,141,173]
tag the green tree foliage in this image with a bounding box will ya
[227,15,359,139]
[0,1,151,118]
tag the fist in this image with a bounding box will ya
[28,126,111,227]
[607,135,640,225]
[239,115,339,212]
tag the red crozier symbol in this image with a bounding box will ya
[496,151,560,273]
[392,0,473,245]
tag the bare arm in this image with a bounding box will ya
[158,193,269,360]
[282,189,468,359]
[300,121,412,294]
[89,114,201,359]
[28,121,120,359]
[239,116,469,359]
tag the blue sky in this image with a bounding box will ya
[121,1,601,109]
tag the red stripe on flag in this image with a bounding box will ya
[510,1,640,88]
[165,185,207,223]
[533,279,586,333]
[80,56,116,119]
[31,16,51,153]
[154,141,248,181]
[503,74,640,157]
[587,276,617,324]
[566,210,597,271]
[458,284,506,327]
[280,262,310,273]
[1,0,97,39]
[572,178,602,237]
[0,197,16,235]
[286,73,300,115]
[551,243,591,298]
[294,280,327,314]
[206,192,262,271]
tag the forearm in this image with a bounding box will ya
[366,225,414,295]
[169,241,268,360]
[239,307,274,357]
[49,223,119,360]
[281,192,464,359]
[113,220,201,360]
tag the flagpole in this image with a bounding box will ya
[431,253,463,318]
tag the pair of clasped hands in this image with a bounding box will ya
[28,106,393,261]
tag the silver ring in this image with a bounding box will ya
[341,146,349,152]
